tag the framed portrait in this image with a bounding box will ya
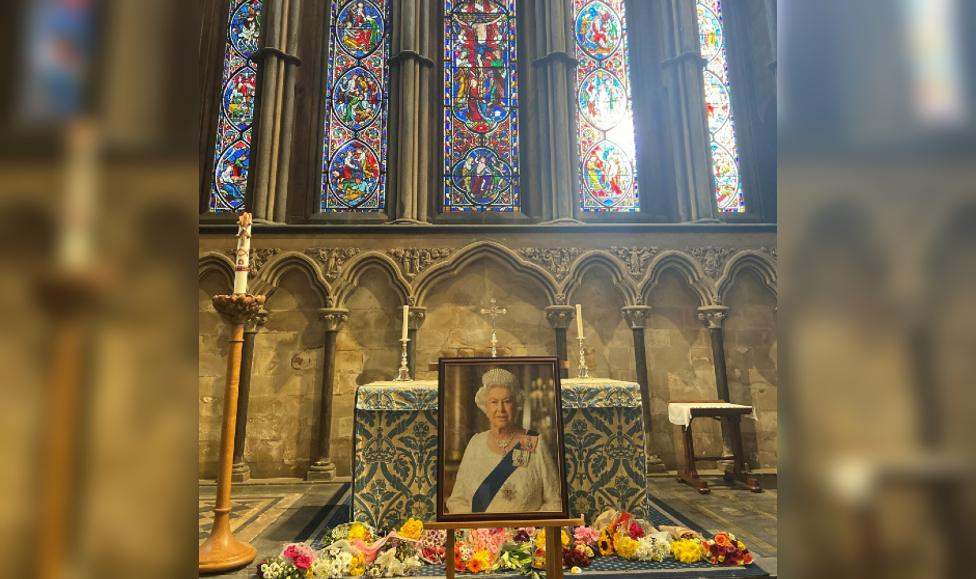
[436,356,569,522]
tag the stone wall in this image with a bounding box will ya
[198,232,778,478]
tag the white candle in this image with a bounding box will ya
[233,212,253,295]
[401,305,409,341]
[575,304,583,337]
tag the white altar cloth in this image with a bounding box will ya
[667,402,756,427]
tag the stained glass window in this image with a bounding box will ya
[697,0,745,213]
[321,0,391,212]
[443,0,520,212]
[209,0,263,213]
[573,0,639,213]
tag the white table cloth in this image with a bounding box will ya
[667,402,755,427]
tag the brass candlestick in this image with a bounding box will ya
[199,293,264,573]
[577,336,589,379]
[394,338,411,381]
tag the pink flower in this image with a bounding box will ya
[573,526,599,546]
[283,545,298,559]
[294,554,313,570]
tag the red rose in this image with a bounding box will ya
[283,545,298,559]
[628,522,645,540]
[294,555,313,570]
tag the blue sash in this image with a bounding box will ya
[471,430,538,513]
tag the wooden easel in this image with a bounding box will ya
[426,516,584,579]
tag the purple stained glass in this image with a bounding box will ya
[443,0,520,212]
[573,0,639,213]
[322,0,391,212]
[697,0,745,213]
[209,0,262,212]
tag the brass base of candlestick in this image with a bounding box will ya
[199,515,257,573]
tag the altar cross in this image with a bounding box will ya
[479,298,507,358]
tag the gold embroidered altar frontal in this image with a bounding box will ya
[353,378,649,530]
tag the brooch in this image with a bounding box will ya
[512,448,529,467]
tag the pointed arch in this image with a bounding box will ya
[198,251,235,290]
[640,250,715,306]
[254,251,332,306]
[413,241,559,305]
[561,250,639,306]
[335,251,412,306]
[716,250,778,303]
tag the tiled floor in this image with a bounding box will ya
[199,472,777,578]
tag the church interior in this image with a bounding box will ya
[198,0,778,577]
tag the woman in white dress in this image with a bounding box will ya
[445,368,562,514]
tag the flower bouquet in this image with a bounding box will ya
[701,532,754,566]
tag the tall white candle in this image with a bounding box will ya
[233,212,253,295]
[575,304,583,337]
[401,305,409,341]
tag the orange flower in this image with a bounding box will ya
[713,533,731,547]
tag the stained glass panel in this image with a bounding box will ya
[573,0,639,213]
[697,0,745,213]
[209,0,263,212]
[322,0,392,212]
[443,0,520,212]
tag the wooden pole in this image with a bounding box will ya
[199,294,265,573]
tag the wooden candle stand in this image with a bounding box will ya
[199,293,265,573]
[426,516,584,579]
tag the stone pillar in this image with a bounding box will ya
[545,306,575,379]
[533,0,577,222]
[407,307,427,378]
[698,305,736,470]
[231,307,268,482]
[662,0,716,222]
[622,306,666,474]
[252,0,302,222]
[307,307,349,481]
[390,0,434,222]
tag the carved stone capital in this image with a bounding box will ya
[621,305,653,329]
[407,307,427,330]
[318,307,350,332]
[213,294,267,325]
[244,307,269,333]
[544,305,576,329]
[697,305,730,329]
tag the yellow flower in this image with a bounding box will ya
[398,517,424,540]
[597,529,614,556]
[615,536,638,560]
[535,529,546,549]
[562,530,571,547]
[671,539,704,564]
[570,566,582,574]
[467,549,493,573]
[349,554,366,577]
[348,522,368,541]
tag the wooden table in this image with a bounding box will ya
[668,401,761,494]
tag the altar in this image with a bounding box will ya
[352,378,649,530]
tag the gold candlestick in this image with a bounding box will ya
[199,293,264,573]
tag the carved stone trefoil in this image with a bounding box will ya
[688,246,737,279]
[387,248,453,279]
[610,246,659,278]
[305,248,360,281]
[517,247,582,281]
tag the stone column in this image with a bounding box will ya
[252,0,302,222]
[533,0,577,222]
[231,307,269,482]
[545,306,575,379]
[407,307,427,378]
[390,0,434,222]
[662,0,716,222]
[698,305,736,469]
[622,306,666,474]
[307,307,349,481]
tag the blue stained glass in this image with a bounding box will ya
[321,0,392,212]
[573,0,640,213]
[209,0,263,213]
[443,0,520,212]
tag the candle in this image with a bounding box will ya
[575,304,583,337]
[233,212,253,295]
[401,305,409,341]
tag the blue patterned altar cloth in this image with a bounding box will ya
[353,378,649,530]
